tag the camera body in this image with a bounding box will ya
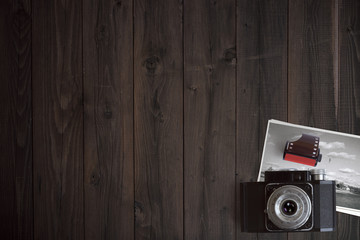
[240,170,336,232]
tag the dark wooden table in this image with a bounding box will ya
[1,0,359,239]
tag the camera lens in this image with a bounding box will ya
[266,184,312,230]
[282,200,297,216]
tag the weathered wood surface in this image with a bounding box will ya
[257,1,288,240]
[83,0,134,239]
[32,0,83,239]
[0,0,33,239]
[288,0,337,240]
[236,2,261,239]
[288,0,337,130]
[0,0,359,239]
[337,0,360,239]
[134,0,183,239]
[184,0,236,239]
[237,1,288,239]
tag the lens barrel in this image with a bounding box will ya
[266,184,312,230]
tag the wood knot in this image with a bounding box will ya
[114,0,122,7]
[208,66,214,73]
[223,47,236,65]
[157,112,164,123]
[188,86,198,93]
[95,25,109,46]
[144,56,161,75]
[90,171,100,186]
[135,201,145,224]
[104,104,112,119]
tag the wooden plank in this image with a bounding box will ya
[83,0,134,239]
[257,0,288,238]
[236,1,260,239]
[32,0,83,239]
[288,0,337,239]
[0,0,33,239]
[184,0,236,239]
[134,0,183,239]
[257,0,288,135]
[337,213,360,240]
[237,0,287,239]
[338,0,360,138]
[288,0,337,129]
[337,0,360,239]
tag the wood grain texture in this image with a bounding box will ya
[337,0,360,239]
[184,0,236,239]
[338,0,360,134]
[257,0,288,135]
[2,0,360,239]
[32,0,83,239]
[337,213,360,240]
[236,1,261,239]
[83,0,134,239]
[0,0,33,239]
[237,1,287,239]
[236,0,261,194]
[288,0,337,130]
[134,0,183,239]
[288,0,337,240]
[257,1,288,239]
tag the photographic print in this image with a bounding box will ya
[258,120,360,217]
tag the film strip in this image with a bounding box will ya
[283,134,322,167]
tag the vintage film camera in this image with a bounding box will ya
[240,169,336,232]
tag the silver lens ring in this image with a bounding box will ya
[267,185,312,230]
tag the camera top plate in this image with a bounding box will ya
[265,170,311,183]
